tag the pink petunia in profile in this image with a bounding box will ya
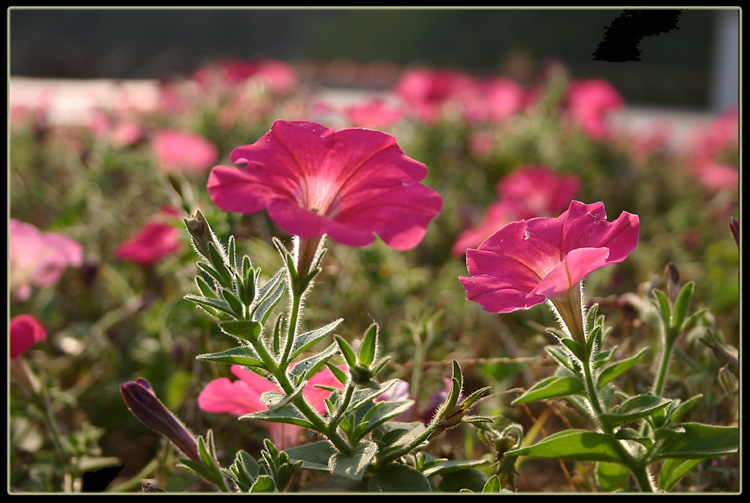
[10,219,84,302]
[152,129,219,175]
[208,120,442,250]
[451,166,581,256]
[10,314,47,359]
[115,206,183,267]
[563,79,625,140]
[198,364,344,450]
[460,200,639,319]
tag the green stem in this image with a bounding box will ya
[652,335,675,398]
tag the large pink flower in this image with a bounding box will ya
[198,364,344,450]
[116,206,182,266]
[10,220,84,302]
[460,200,639,313]
[10,314,47,359]
[208,120,442,249]
[451,166,580,256]
[152,129,219,174]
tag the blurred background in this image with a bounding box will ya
[9,7,739,112]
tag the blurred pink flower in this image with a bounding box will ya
[208,120,442,250]
[345,97,404,129]
[394,67,476,123]
[10,314,47,358]
[198,364,344,450]
[89,109,145,148]
[451,166,581,256]
[115,206,182,266]
[152,129,219,174]
[687,106,738,191]
[564,79,625,140]
[192,58,298,94]
[462,77,525,124]
[460,200,639,313]
[10,219,84,302]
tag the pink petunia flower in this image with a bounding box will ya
[461,77,525,124]
[460,200,639,315]
[115,206,182,266]
[152,129,219,175]
[563,79,625,140]
[344,97,404,129]
[10,314,47,358]
[191,58,298,95]
[198,364,344,450]
[208,120,442,250]
[451,166,581,256]
[10,219,84,302]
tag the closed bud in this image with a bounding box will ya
[121,378,201,463]
[184,209,216,260]
[664,262,680,304]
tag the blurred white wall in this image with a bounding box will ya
[710,9,739,113]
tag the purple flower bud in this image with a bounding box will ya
[729,217,739,247]
[121,378,201,463]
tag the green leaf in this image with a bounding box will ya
[225,450,260,492]
[291,319,343,359]
[329,441,378,481]
[482,474,501,493]
[596,461,630,492]
[368,463,432,492]
[240,405,315,430]
[195,275,218,299]
[506,429,626,464]
[652,289,672,326]
[545,345,576,373]
[284,440,336,472]
[600,394,671,429]
[560,338,585,361]
[260,382,305,412]
[349,379,399,412]
[374,422,426,453]
[665,394,702,426]
[219,320,262,343]
[207,241,233,285]
[597,348,647,390]
[421,458,489,478]
[358,323,379,368]
[289,342,339,382]
[512,376,585,405]
[184,294,235,318]
[334,335,358,368]
[251,269,286,324]
[671,281,695,333]
[651,423,739,461]
[249,474,275,492]
[220,288,244,318]
[348,400,414,444]
[657,458,702,492]
[196,346,266,368]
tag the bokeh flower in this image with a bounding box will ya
[687,106,738,191]
[563,78,625,140]
[344,97,404,129]
[208,119,442,250]
[460,200,639,314]
[115,206,182,266]
[10,314,47,359]
[198,364,344,450]
[152,129,219,175]
[10,219,84,302]
[394,67,476,123]
[451,166,581,256]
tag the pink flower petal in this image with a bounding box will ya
[10,314,47,358]
[461,201,639,313]
[208,120,441,250]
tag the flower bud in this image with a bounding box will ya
[664,262,681,305]
[121,378,201,463]
[183,209,216,260]
[729,217,739,247]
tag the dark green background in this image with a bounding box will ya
[9,8,726,109]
